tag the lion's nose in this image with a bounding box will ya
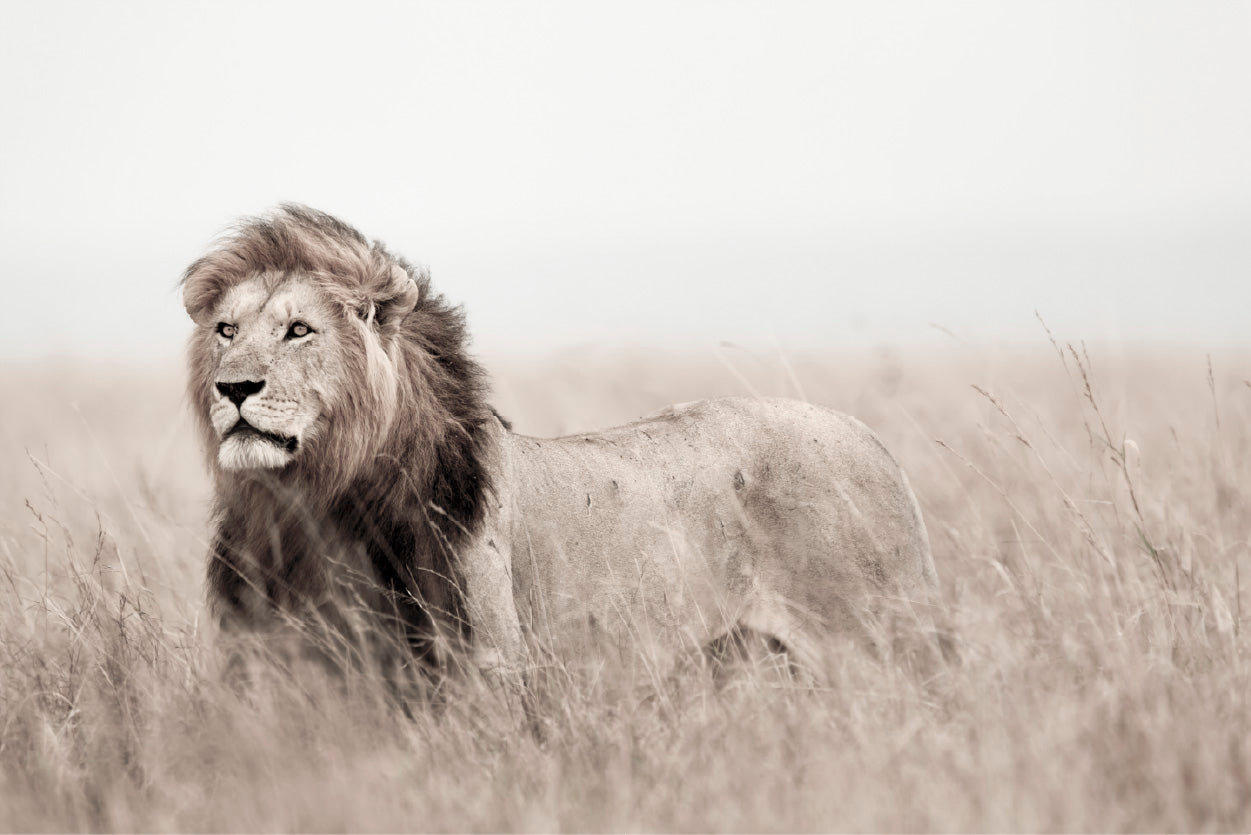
[216,380,265,407]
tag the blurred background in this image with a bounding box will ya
[2,1,1248,363]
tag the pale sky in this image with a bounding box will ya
[2,1,1249,360]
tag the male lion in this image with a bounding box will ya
[183,205,939,690]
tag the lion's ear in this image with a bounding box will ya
[182,263,221,326]
[364,263,421,336]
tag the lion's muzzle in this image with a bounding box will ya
[216,379,266,407]
[212,380,306,471]
[218,418,300,470]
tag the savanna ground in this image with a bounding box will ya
[1,338,1249,833]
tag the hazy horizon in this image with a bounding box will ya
[3,1,1249,361]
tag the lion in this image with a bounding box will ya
[182,204,940,691]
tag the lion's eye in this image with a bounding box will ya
[216,323,237,339]
[286,321,312,340]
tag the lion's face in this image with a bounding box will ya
[184,207,424,485]
[200,276,351,471]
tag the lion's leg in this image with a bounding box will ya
[458,534,530,715]
[704,624,794,680]
[703,597,823,687]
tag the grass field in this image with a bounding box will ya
[2,339,1249,832]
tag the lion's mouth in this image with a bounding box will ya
[225,420,299,453]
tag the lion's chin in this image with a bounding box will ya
[218,433,297,471]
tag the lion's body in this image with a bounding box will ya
[469,397,936,676]
[182,205,938,689]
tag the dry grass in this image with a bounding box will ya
[1,340,1249,832]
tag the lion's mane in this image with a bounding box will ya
[183,205,496,664]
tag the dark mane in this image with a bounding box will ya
[188,204,499,670]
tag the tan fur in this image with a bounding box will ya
[183,205,940,689]
[481,398,941,681]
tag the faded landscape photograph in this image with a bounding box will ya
[3,3,1250,832]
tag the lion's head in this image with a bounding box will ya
[184,206,497,661]
[182,205,488,501]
